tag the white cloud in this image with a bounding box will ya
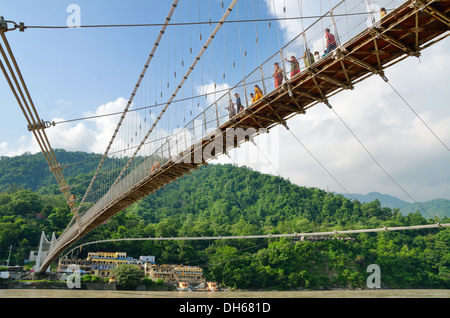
[0,97,129,157]
[0,135,41,157]
[80,97,129,154]
[196,81,232,110]
[0,141,8,154]
[251,41,450,202]
[46,120,93,152]
[263,0,342,44]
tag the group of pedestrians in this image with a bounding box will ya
[226,85,264,119]
[275,6,388,87]
[225,6,388,119]
[225,26,339,119]
[277,28,338,87]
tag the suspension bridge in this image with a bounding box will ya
[0,0,449,273]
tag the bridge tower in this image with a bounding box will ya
[34,231,56,273]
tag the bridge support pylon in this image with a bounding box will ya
[34,231,56,273]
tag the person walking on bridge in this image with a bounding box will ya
[254,85,263,101]
[234,93,244,113]
[324,28,337,54]
[272,62,283,88]
[299,49,314,69]
[226,99,236,119]
[285,56,300,78]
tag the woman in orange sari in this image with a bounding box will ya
[254,85,263,101]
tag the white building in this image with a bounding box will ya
[125,255,155,266]
[139,256,155,264]
[29,251,39,262]
[126,257,141,265]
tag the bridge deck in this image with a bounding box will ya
[40,0,450,272]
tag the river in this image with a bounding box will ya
[0,289,448,298]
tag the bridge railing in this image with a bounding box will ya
[169,0,406,130]
[55,0,408,247]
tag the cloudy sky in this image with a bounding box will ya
[1,0,449,203]
[237,41,450,203]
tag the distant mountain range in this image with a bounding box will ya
[341,192,450,219]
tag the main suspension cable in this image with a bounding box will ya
[9,11,391,31]
[110,0,240,190]
[77,0,180,213]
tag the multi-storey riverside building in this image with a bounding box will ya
[86,252,128,278]
[144,263,205,284]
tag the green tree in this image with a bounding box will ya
[111,264,145,289]
[8,189,43,216]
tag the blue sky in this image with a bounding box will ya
[1,0,449,203]
[1,1,178,125]
[1,0,344,145]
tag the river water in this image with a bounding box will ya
[0,289,448,298]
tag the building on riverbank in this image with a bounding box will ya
[145,264,205,285]
[87,252,128,278]
[57,252,155,278]
[57,258,92,275]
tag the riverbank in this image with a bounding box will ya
[3,280,117,290]
[2,280,449,296]
[0,280,175,291]
[0,288,448,298]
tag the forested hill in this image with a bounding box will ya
[0,149,429,231]
[0,150,102,192]
[341,192,450,219]
[0,150,447,218]
[0,150,447,244]
[0,151,449,289]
